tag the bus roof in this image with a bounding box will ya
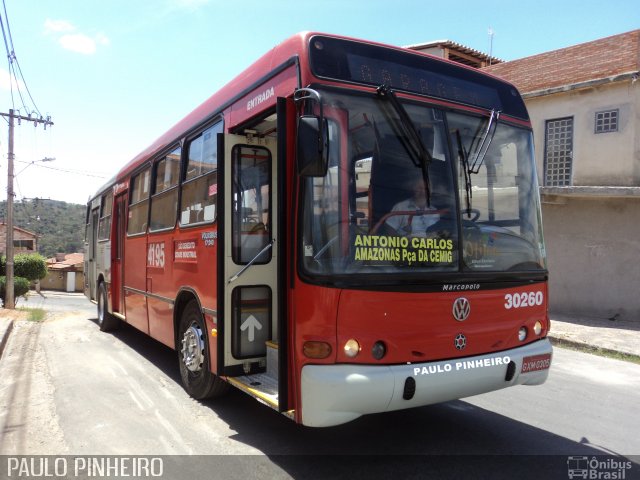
[114,31,526,183]
[116,32,311,180]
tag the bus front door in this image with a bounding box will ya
[88,207,99,301]
[111,193,126,315]
[220,133,280,405]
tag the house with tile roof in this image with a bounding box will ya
[43,253,85,292]
[0,222,38,254]
[406,39,503,68]
[481,30,640,321]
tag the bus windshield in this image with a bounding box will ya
[300,88,546,280]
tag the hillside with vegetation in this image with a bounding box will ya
[0,199,86,258]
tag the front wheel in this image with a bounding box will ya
[97,282,120,332]
[178,300,229,399]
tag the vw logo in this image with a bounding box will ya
[454,333,467,350]
[452,297,471,322]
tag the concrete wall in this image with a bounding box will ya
[526,81,639,187]
[42,270,85,292]
[541,194,640,321]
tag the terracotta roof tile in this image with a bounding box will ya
[482,30,639,94]
[46,253,84,267]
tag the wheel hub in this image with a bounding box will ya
[181,324,205,372]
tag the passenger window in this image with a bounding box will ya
[98,191,113,241]
[127,167,151,235]
[150,147,181,231]
[180,122,222,226]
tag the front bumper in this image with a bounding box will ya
[301,338,552,427]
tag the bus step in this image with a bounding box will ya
[266,340,278,378]
[228,372,279,409]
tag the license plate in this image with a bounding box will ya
[521,353,551,373]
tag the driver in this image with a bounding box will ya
[385,176,439,237]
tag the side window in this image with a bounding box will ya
[127,167,151,235]
[180,121,222,226]
[97,191,113,241]
[150,147,181,231]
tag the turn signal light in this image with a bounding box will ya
[303,341,332,359]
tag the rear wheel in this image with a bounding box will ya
[178,300,229,399]
[97,282,120,332]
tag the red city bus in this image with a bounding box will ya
[84,32,552,427]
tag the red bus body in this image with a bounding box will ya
[85,32,552,427]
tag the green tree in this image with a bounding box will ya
[14,253,48,281]
[0,276,31,306]
[0,254,48,307]
[0,199,86,258]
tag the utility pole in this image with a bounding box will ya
[1,109,53,309]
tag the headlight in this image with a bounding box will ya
[344,339,360,358]
[518,327,528,342]
[533,321,543,336]
[372,341,386,360]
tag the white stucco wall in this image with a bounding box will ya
[523,79,640,321]
[525,80,639,187]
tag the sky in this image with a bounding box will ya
[0,0,637,205]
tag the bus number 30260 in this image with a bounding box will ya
[504,291,544,309]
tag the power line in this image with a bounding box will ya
[0,0,44,116]
[0,7,14,110]
[14,158,108,179]
[0,2,53,310]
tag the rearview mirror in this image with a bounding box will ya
[297,115,328,177]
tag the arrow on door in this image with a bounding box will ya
[240,315,262,342]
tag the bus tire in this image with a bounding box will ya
[97,282,120,332]
[178,300,229,399]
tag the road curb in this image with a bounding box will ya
[0,319,14,360]
[549,335,640,363]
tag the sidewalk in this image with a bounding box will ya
[0,309,26,359]
[549,314,640,358]
[1,295,639,360]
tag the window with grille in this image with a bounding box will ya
[595,109,618,133]
[544,117,573,186]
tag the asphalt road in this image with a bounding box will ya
[0,292,639,479]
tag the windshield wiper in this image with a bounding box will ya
[456,109,501,219]
[455,129,474,218]
[469,109,500,174]
[376,84,433,207]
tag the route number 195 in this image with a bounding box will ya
[148,242,165,269]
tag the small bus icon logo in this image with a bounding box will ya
[567,456,589,479]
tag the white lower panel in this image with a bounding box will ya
[301,338,552,427]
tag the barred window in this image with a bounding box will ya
[544,117,573,187]
[595,109,618,133]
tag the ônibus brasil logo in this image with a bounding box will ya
[567,456,633,479]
